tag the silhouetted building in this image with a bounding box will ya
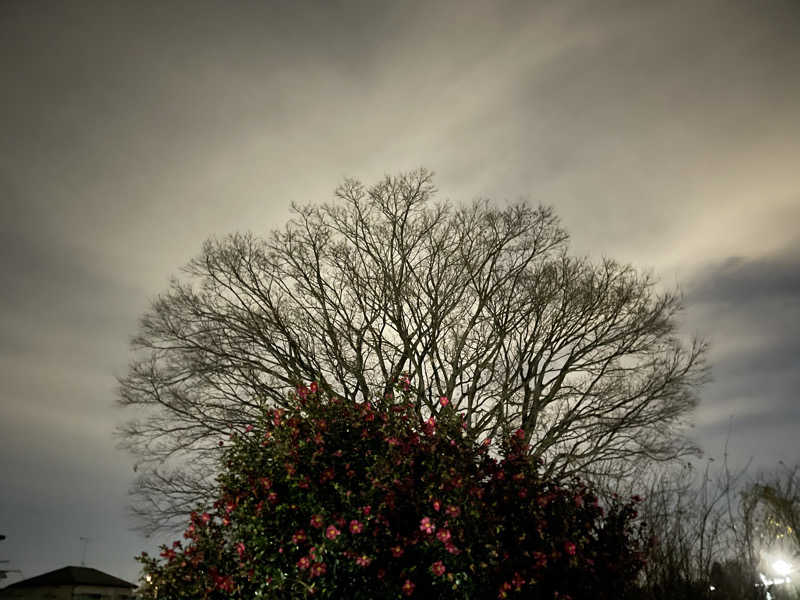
[0,566,135,600]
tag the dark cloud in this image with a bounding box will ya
[688,248,800,308]
[683,243,800,467]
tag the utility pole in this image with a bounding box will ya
[0,534,22,581]
[79,537,91,567]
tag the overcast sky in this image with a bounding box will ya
[1,0,799,586]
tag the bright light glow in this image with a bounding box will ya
[146,575,152,583]
[772,559,792,576]
[709,585,716,591]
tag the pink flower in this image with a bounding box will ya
[419,516,435,535]
[439,396,449,407]
[402,579,415,596]
[325,525,341,540]
[445,542,461,555]
[310,514,324,528]
[349,520,364,534]
[355,554,372,567]
[310,562,326,578]
[424,416,436,434]
[436,528,451,543]
[512,572,525,591]
[432,499,441,512]
[431,560,446,576]
[297,556,310,570]
[361,505,372,516]
[564,541,576,556]
[445,505,461,518]
[200,512,211,524]
[390,545,404,558]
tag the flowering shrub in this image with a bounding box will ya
[137,382,646,599]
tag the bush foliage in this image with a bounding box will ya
[138,381,646,599]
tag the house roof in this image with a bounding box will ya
[2,566,136,589]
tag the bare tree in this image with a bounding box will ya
[636,455,761,600]
[742,463,800,570]
[118,169,706,533]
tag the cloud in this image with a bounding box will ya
[683,241,800,464]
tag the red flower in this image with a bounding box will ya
[292,529,307,544]
[439,396,449,407]
[297,556,310,570]
[564,541,576,556]
[325,525,341,540]
[310,562,326,578]
[436,528,451,543]
[445,505,461,518]
[349,520,364,534]
[310,514,324,528]
[432,499,441,512]
[235,542,245,558]
[532,551,547,568]
[431,560,446,576]
[390,545,404,558]
[498,581,512,599]
[402,579,415,596]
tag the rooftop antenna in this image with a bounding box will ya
[79,537,91,566]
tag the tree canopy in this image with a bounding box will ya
[118,169,706,533]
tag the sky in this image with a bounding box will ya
[1,0,799,587]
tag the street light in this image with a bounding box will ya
[772,559,792,577]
